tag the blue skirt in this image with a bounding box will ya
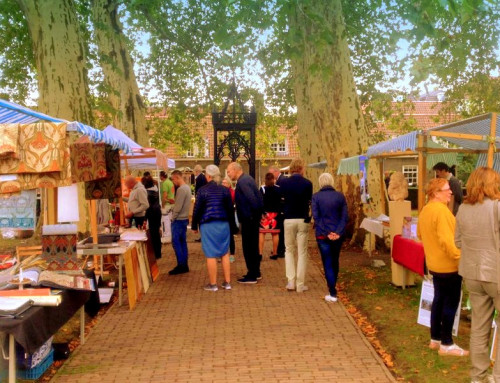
[200,221,230,258]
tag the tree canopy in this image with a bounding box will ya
[0,0,499,152]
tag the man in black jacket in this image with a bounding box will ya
[227,162,264,284]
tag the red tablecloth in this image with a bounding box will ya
[392,234,425,276]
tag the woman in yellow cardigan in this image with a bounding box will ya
[417,178,468,357]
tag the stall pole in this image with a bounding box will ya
[80,306,85,345]
[47,188,58,225]
[487,113,497,168]
[417,134,427,212]
[378,159,386,214]
[8,334,14,383]
[88,200,100,275]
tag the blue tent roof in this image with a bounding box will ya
[0,99,132,153]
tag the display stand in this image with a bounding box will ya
[389,200,415,288]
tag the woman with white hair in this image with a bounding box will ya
[192,164,237,291]
[311,173,348,302]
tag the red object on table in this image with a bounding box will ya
[392,234,425,276]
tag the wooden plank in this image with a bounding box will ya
[371,151,418,159]
[145,231,160,282]
[416,147,483,154]
[130,246,143,301]
[378,160,386,215]
[417,134,427,212]
[487,113,497,168]
[428,130,484,141]
[123,247,137,310]
[136,242,150,292]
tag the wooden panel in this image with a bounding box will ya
[123,248,137,310]
[136,242,150,292]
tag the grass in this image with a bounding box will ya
[339,255,473,383]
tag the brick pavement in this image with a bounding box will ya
[51,234,396,383]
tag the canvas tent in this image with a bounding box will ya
[0,99,132,153]
[102,126,175,171]
[337,113,500,212]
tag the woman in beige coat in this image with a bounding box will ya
[455,167,500,383]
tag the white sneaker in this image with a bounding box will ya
[297,286,309,293]
[286,281,295,291]
[325,295,338,302]
[471,376,495,383]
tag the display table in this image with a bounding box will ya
[392,235,426,288]
[360,217,388,256]
[0,290,90,383]
[77,241,134,307]
[77,232,158,310]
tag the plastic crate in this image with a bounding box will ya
[17,349,53,380]
[17,336,53,369]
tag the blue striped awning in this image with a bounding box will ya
[337,155,366,175]
[0,99,132,153]
[476,153,500,173]
[366,131,419,157]
[430,113,500,151]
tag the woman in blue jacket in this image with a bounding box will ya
[312,173,348,302]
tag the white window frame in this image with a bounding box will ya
[185,145,198,158]
[402,165,418,186]
[271,140,287,155]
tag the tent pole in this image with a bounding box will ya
[417,134,427,212]
[487,113,497,168]
[378,159,386,214]
[88,200,99,272]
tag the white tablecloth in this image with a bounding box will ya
[360,218,386,238]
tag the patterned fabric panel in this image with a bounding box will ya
[0,124,19,158]
[0,136,72,194]
[85,145,122,200]
[0,122,67,174]
[0,190,36,229]
[70,141,107,182]
[41,234,80,271]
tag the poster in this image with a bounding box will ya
[359,155,368,203]
[417,279,462,336]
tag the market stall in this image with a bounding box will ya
[338,113,500,287]
[0,100,164,382]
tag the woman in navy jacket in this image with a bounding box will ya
[312,173,348,302]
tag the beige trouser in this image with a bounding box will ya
[465,278,500,382]
[284,219,310,290]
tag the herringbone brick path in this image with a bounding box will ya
[51,234,395,383]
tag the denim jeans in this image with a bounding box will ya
[316,238,343,297]
[430,272,462,345]
[172,219,189,267]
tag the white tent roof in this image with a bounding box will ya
[103,126,175,170]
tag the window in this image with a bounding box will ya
[271,140,287,155]
[185,145,198,158]
[402,165,418,186]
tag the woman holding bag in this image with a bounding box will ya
[455,167,500,383]
[417,178,467,357]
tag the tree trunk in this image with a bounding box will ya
[288,0,382,243]
[17,0,93,235]
[92,0,148,146]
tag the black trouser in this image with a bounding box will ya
[240,217,261,278]
[147,211,162,259]
[277,213,285,256]
[430,271,462,345]
[229,234,235,255]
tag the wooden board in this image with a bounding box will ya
[136,242,150,292]
[145,231,160,282]
[123,248,138,310]
[130,247,143,302]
